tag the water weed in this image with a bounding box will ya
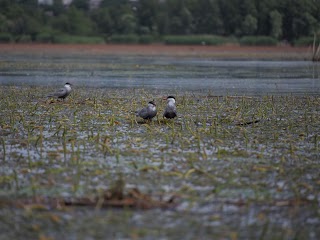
[0,86,319,239]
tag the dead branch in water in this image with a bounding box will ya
[312,33,320,62]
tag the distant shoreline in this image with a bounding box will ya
[0,43,311,60]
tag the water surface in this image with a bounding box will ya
[0,55,319,95]
[1,54,320,239]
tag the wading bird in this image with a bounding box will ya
[136,100,157,120]
[163,96,177,119]
[47,82,72,100]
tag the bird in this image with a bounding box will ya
[136,100,157,120]
[47,82,72,100]
[163,96,177,119]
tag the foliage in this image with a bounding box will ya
[164,35,233,45]
[241,14,258,36]
[138,35,154,44]
[0,0,319,44]
[269,10,283,39]
[108,34,139,44]
[239,36,278,46]
[0,32,12,42]
[51,6,96,36]
[35,32,54,43]
[53,35,105,44]
[294,37,315,46]
[16,34,32,43]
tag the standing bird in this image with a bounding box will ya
[136,101,157,120]
[163,96,177,119]
[47,82,72,100]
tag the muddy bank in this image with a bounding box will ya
[0,43,311,60]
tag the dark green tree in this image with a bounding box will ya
[279,0,317,41]
[71,0,90,11]
[119,13,136,34]
[166,0,193,34]
[0,0,319,43]
[187,0,224,35]
[241,14,257,35]
[0,14,9,32]
[136,0,159,34]
[154,2,169,35]
[0,0,12,14]
[254,0,277,36]
[269,10,282,39]
[218,0,242,35]
[100,0,129,8]
[51,0,65,16]
[16,0,38,9]
[52,6,95,35]
[90,7,113,35]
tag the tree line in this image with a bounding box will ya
[0,0,319,44]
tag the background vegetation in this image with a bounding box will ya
[0,0,319,45]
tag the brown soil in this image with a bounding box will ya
[0,43,311,60]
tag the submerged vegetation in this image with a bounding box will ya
[0,86,319,239]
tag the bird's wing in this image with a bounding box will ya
[48,88,67,98]
[136,107,149,118]
[54,88,67,97]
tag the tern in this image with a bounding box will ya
[136,101,157,120]
[163,96,177,119]
[47,82,72,100]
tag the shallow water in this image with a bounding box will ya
[0,54,320,239]
[1,55,320,95]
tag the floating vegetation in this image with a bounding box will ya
[0,86,319,239]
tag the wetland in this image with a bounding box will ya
[0,45,320,239]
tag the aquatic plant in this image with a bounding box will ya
[0,86,319,240]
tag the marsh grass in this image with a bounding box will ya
[0,86,319,239]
